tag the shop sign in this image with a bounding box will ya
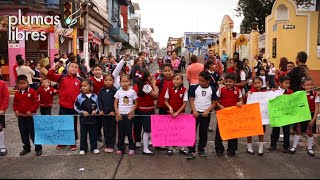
[283,25,295,29]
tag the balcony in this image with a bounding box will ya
[109,27,129,43]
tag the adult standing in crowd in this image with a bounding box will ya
[186,55,204,96]
[221,50,228,73]
[16,58,35,89]
[287,51,310,92]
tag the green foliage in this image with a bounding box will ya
[235,0,316,34]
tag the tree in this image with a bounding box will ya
[235,0,317,34]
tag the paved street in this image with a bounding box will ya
[1,62,320,179]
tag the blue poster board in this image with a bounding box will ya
[33,115,75,145]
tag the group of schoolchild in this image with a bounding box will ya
[0,51,318,160]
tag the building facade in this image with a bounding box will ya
[265,0,320,85]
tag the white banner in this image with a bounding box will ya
[247,90,283,125]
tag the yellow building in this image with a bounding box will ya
[219,15,237,58]
[265,0,320,85]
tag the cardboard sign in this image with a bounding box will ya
[268,91,311,127]
[34,115,75,145]
[216,104,264,140]
[247,90,283,125]
[151,114,196,147]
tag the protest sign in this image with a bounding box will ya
[151,114,195,147]
[216,103,264,140]
[33,115,75,145]
[268,91,311,127]
[247,90,283,125]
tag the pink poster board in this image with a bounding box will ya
[151,114,196,147]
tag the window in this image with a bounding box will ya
[272,38,277,58]
[276,4,289,21]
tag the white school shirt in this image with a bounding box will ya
[260,75,267,88]
[189,85,218,112]
[114,88,138,114]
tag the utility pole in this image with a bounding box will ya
[83,0,89,68]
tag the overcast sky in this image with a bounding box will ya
[133,0,244,48]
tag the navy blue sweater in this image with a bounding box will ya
[98,86,117,115]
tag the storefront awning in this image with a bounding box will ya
[78,31,101,45]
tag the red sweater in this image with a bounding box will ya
[0,80,9,111]
[47,69,81,109]
[307,91,318,112]
[168,86,187,112]
[156,78,173,108]
[219,86,241,108]
[38,86,58,107]
[13,88,39,114]
[133,84,156,112]
[90,76,104,95]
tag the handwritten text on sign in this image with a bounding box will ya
[151,115,196,147]
[268,91,311,127]
[216,103,264,141]
[33,115,75,145]
[247,90,283,125]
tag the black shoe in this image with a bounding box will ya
[208,126,213,132]
[179,149,188,156]
[0,148,7,156]
[167,150,173,156]
[186,152,196,160]
[282,148,289,153]
[268,146,277,152]
[227,151,235,157]
[216,151,224,156]
[20,149,31,156]
[198,151,207,157]
[143,151,154,156]
[258,152,264,156]
[36,150,42,156]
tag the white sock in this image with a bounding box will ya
[0,131,5,149]
[143,133,152,153]
[258,142,264,154]
[292,135,300,148]
[247,143,253,153]
[307,136,314,150]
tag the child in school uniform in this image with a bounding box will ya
[98,74,117,153]
[164,73,188,156]
[74,79,100,155]
[246,77,266,156]
[42,61,82,151]
[13,75,42,156]
[90,64,105,142]
[215,73,243,157]
[0,80,9,156]
[289,77,319,157]
[114,74,138,156]
[37,78,58,115]
[133,68,159,156]
[187,71,218,159]
[269,75,293,153]
[156,63,174,115]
